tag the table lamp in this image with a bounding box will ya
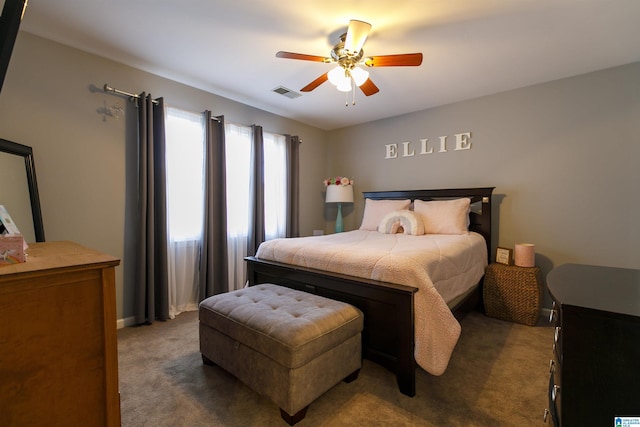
[324,177,354,233]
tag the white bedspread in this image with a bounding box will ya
[255,230,487,376]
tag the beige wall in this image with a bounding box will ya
[2,32,638,319]
[0,33,328,321]
[328,62,640,301]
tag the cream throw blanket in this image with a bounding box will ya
[255,230,487,376]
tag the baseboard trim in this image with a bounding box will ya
[117,316,136,329]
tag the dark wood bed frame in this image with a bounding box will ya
[245,187,495,397]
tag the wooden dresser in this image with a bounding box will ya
[0,241,121,426]
[545,263,640,426]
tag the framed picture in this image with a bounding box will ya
[495,247,513,265]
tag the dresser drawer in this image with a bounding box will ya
[550,301,563,363]
[547,299,562,427]
[545,371,560,426]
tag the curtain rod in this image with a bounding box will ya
[103,83,159,104]
[104,83,220,122]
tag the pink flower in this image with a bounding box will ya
[323,176,353,187]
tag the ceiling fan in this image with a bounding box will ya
[276,20,423,101]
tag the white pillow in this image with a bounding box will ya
[378,210,425,236]
[359,199,411,231]
[413,198,471,235]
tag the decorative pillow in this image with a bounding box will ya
[378,210,425,236]
[414,198,471,235]
[359,199,411,231]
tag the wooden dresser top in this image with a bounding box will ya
[0,240,120,278]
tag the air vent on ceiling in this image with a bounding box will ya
[272,86,301,99]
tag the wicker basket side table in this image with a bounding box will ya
[483,263,542,326]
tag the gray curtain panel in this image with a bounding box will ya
[247,125,265,256]
[134,94,169,324]
[286,135,300,238]
[199,112,229,299]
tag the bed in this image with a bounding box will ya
[245,187,494,397]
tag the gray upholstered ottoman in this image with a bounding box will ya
[199,283,363,425]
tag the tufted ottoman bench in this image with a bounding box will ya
[199,283,363,425]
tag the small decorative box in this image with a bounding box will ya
[0,234,26,265]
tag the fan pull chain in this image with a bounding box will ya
[352,79,356,105]
[343,78,357,107]
[343,78,358,107]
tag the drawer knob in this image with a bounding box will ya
[543,408,549,422]
[552,385,560,402]
[549,359,555,373]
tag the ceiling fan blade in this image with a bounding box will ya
[276,51,330,62]
[364,53,423,67]
[359,78,379,96]
[300,73,329,92]
[344,20,372,54]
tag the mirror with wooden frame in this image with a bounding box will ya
[0,138,45,242]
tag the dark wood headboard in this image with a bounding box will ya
[362,187,495,261]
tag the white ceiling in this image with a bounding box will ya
[19,0,640,130]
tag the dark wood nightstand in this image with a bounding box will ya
[483,263,542,325]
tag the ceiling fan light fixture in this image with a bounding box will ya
[276,19,422,101]
[328,66,353,92]
[327,66,346,86]
[350,66,369,86]
[344,20,372,54]
[336,78,353,92]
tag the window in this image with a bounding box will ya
[263,132,287,240]
[165,107,205,241]
[164,112,288,295]
[224,124,287,241]
[164,107,206,317]
[225,123,287,290]
[224,123,252,238]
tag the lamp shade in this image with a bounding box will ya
[350,66,369,86]
[325,184,354,203]
[328,66,347,85]
[328,66,353,92]
[336,79,352,92]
